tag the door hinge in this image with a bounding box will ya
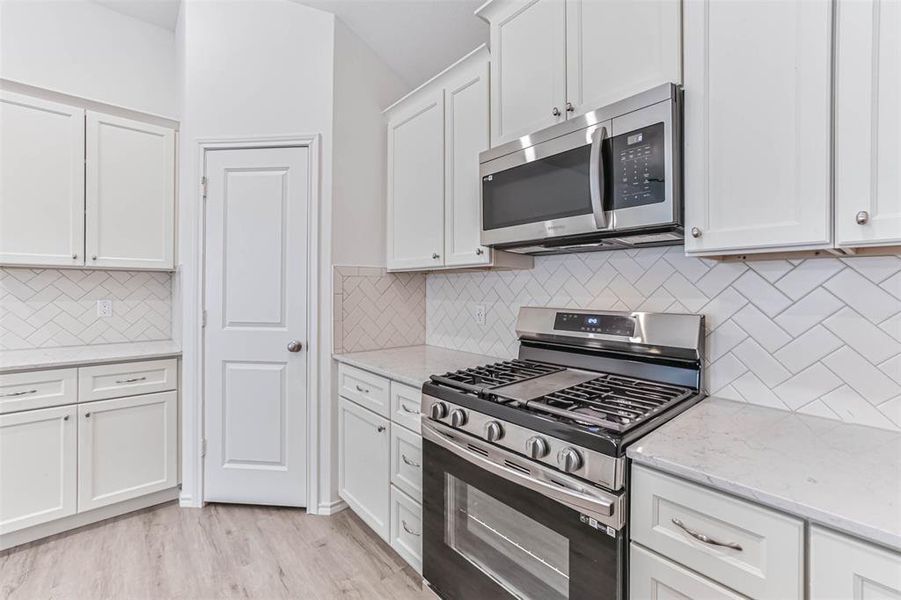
[201,309,207,328]
[201,176,208,200]
[201,438,207,458]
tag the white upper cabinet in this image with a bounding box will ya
[565,0,681,117]
[386,88,445,270]
[481,0,566,146]
[444,56,491,267]
[683,0,833,255]
[86,112,176,270]
[0,92,85,267]
[810,526,901,599]
[835,0,901,248]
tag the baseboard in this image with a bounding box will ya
[317,498,347,516]
[0,487,180,552]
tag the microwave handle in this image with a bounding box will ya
[589,125,608,229]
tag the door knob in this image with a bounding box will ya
[856,211,870,225]
[287,340,303,352]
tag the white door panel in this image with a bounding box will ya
[0,92,85,267]
[85,112,175,269]
[835,0,901,247]
[203,146,309,507]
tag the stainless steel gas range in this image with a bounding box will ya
[419,307,705,600]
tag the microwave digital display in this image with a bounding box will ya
[611,122,666,210]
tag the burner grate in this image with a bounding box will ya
[430,360,563,394]
[530,374,693,433]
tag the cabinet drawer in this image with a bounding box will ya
[631,465,803,600]
[390,425,422,500]
[391,381,422,433]
[630,543,746,600]
[338,364,390,418]
[390,485,423,574]
[0,368,78,414]
[78,359,177,402]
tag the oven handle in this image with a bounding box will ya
[589,125,609,229]
[423,420,619,525]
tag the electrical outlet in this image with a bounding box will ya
[474,304,487,326]
[96,299,113,318]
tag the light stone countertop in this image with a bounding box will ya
[333,345,502,388]
[628,397,901,552]
[0,340,182,373]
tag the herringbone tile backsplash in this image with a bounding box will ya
[334,266,426,353]
[427,247,901,431]
[0,268,172,350]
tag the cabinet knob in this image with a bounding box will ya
[377,425,386,433]
[565,102,574,113]
[63,414,70,421]
[690,227,702,238]
[72,253,78,259]
[856,211,870,225]
[432,252,440,260]
[91,255,97,261]
[552,106,561,117]
[475,248,484,256]
[85,412,91,418]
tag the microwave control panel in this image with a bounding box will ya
[611,122,666,209]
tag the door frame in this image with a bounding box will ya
[188,134,321,511]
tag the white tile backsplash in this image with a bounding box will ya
[426,247,901,431]
[0,267,172,350]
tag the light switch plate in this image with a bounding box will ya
[96,299,113,318]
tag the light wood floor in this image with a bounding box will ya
[0,502,433,600]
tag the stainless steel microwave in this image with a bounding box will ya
[479,84,682,254]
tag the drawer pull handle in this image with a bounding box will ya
[2,389,38,397]
[401,454,420,468]
[671,518,743,551]
[400,404,420,415]
[355,384,370,394]
[401,520,420,537]
[115,376,147,384]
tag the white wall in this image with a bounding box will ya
[0,0,176,116]
[331,19,409,267]
[176,0,337,509]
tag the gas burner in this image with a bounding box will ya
[430,359,563,395]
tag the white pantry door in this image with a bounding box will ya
[203,146,309,507]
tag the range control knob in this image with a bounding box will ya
[558,447,583,473]
[430,402,449,420]
[450,409,468,428]
[525,436,550,459]
[484,421,504,442]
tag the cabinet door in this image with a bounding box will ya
[835,0,901,247]
[0,92,84,267]
[683,0,832,255]
[565,0,681,117]
[444,56,491,267]
[85,112,175,270]
[338,397,390,541]
[630,543,746,600]
[810,526,901,599]
[386,90,445,270]
[488,0,567,146]
[0,405,77,534]
[77,391,177,512]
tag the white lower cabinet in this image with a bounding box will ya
[77,391,178,512]
[0,405,77,534]
[391,485,423,574]
[630,543,745,600]
[339,396,391,541]
[337,362,424,573]
[810,526,901,599]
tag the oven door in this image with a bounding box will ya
[479,121,614,248]
[422,421,626,600]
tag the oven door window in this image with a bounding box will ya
[446,474,570,600]
[481,145,594,230]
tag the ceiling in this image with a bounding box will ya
[93,0,181,30]
[92,0,488,90]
